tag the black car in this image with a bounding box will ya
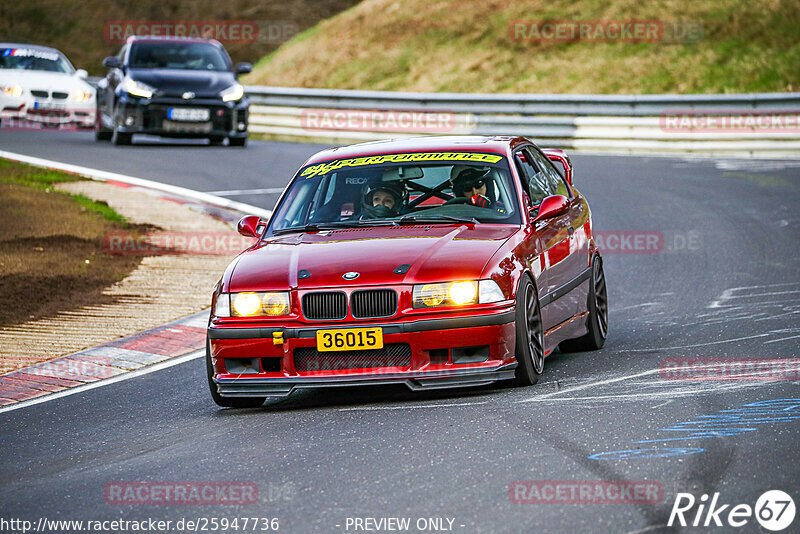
[96,36,251,146]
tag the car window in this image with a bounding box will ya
[128,43,230,71]
[0,47,73,73]
[521,147,571,201]
[268,152,521,234]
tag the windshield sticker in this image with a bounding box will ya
[1,48,60,61]
[301,152,505,179]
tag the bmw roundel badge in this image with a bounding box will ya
[343,272,360,280]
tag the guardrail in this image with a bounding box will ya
[245,86,800,155]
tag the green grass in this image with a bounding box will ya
[245,0,800,94]
[0,158,128,225]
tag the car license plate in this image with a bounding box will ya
[33,101,66,110]
[316,327,383,352]
[167,107,209,121]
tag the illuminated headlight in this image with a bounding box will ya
[220,83,244,102]
[3,84,23,98]
[122,76,155,98]
[215,292,291,317]
[71,89,92,102]
[412,280,505,308]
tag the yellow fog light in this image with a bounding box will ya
[419,284,447,307]
[233,292,261,316]
[262,293,290,316]
[449,281,478,305]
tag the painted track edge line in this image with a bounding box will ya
[0,150,273,219]
[0,350,204,415]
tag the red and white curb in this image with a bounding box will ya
[0,310,208,411]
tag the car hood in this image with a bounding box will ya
[128,68,236,98]
[0,69,93,93]
[227,224,519,292]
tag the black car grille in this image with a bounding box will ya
[52,92,68,100]
[31,90,48,99]
[351,289,398,318]
[302,292,347,320]
[294,343,412,372]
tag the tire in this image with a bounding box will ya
[206,338,265,408]
[112,129,132,146]
[560,255,608,352]
[513,275,545,386]
[209,136,225,146]
[229,136,246,147]
[95,129,112,141]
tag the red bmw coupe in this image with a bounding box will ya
[206,136,607,407]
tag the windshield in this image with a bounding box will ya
[128,43,230,71]
[267,151,521,235]
[0,47,74,73]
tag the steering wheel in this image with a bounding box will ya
[443,196,469,205]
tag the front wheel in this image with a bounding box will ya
[112,128,132,146]
[560,255,608,352]
[206,338,265,408]
[513,275,545,386]
[229,136,247,147]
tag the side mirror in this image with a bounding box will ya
[75,69,88,79]
[543,149,573,185]
[532,195,569,224]
[102,56,122,69]
[234,62,252,75]
[237,215,266,238]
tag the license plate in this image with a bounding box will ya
[162,119,212,133]
[316,327,383,352]
[33,101,66,110]
[167,107,209,121]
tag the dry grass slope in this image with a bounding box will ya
[245,0,800,94]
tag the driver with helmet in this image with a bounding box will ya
[450,167,506,213]
[360,181,406,219]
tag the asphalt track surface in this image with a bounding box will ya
[1,130,799,533]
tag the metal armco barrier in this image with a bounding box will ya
[245,86,800,155]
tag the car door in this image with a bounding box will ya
[515,146,587,329]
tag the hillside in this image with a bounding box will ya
[0,0,359,75]
[245,0,800,94]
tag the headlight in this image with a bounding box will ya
[3,84,23,98]
[122,76,155,98]
[220,83,243,102]
[215,292,291,317]
[71,89,92,102]
[412,280,505,308]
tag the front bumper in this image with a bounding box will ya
[208,309,517,398]
[1,97,95,129]
[114,94,248,138]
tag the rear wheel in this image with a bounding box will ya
[560,255,608,352]
[513,275,545,386]
[206,338,265,408]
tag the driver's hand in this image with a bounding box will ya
[469,194,492,208]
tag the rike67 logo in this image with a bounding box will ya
[669,490,795,531]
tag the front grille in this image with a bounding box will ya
[52,92,68,100]
[31,90,48,99]
[294,343,412,371]
[351,289,397,318]
[302,291,347,320]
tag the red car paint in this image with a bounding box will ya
[207,136,600,400]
